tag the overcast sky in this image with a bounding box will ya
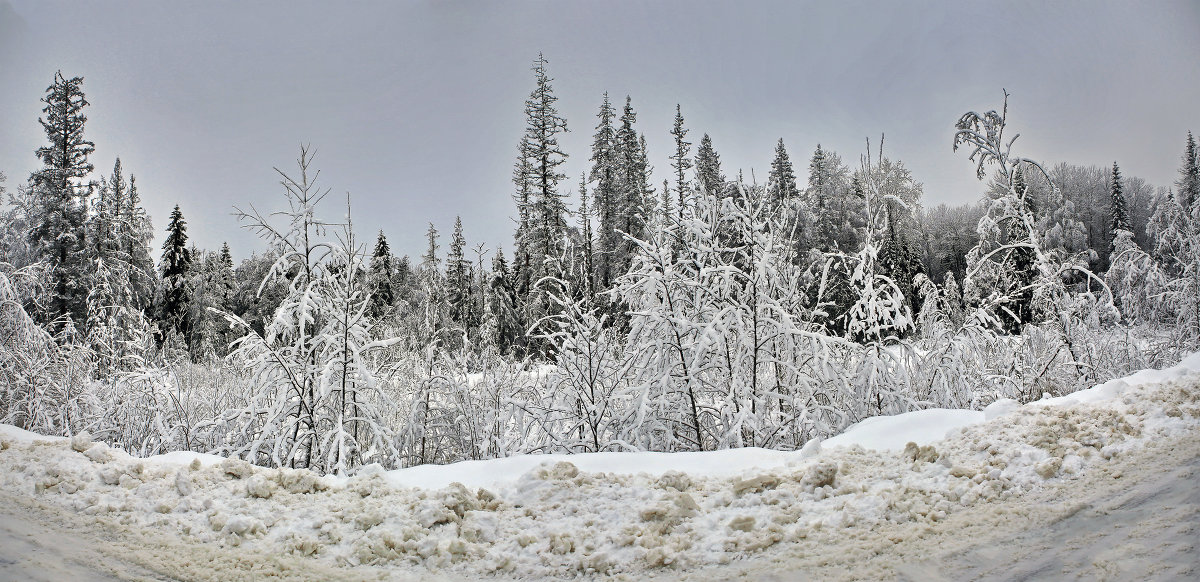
[2,0,1198,261]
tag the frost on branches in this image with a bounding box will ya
[200,148,400,475]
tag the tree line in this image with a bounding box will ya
[1,62,1197,474]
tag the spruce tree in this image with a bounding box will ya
[158,204,193,347]
[767,138,798,205]
[577,172,596,301]
[368,231,394,319]
[122,174,157,312]
[29,71,95,327]
[1109,161,1130,260]
[446,216,475,335]
[615,96,648,261]
[695,134,725,198]
[514,53,570,295]
[589,93,619,290]
[669,104,692,215]
[487,247,523,356]
[1178,131,1199,209]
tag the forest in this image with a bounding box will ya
[2,60,1198,476]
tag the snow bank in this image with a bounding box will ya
[0,352,1197,580]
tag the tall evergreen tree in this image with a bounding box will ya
[1178,131,1199,209]
[446,216,475,336]
[121,174,156,312]
[29,71,95,327]
[695,134,725,198]
[669,104,692,216]
[767,138,798,205]
[577,172,596,301]
[158,204,193,346]
[487,247,523,356]
[368,231,394,319]
[1109,162,1130,258]
[513,53,570,297]
[590,92,619,290]
[615,96,649,260]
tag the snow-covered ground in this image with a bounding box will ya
[2,354,1198,580]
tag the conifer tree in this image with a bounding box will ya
[669,104,692,216]
[368,231,394,319]
[577,172,596,301]
[1178,131,1199,209]
[29,71,95,327]
[487,247,523,356]
[695,134,725,198]
[1109,162,1130,260]
[446,216,475,336]
[158,204,193,347]
[513,53,570,297]
[121,174,156,312]
[419,222,451,347]
[590,93,619,290]
[616,97,648,249]
[767,138,799,205]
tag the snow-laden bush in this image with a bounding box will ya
[0,262,96,435]
[200,148,399,474]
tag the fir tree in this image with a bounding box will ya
[695,133,725,198]
[1178,131,1199,209]
[513,53,570,296]
[669,104,692,216]
[29,71,95,327]
[446,216,475,337]
[577,172,596,301]
[158,204,193,347]
[590,92,619,290]
[1109,162,1130,260]
[368,231,394,319]
[487,247,523,356]
[767,138,798,205]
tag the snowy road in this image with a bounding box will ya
[0,490,165,581]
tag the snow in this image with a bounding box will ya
[823,408,983,452]
[1,352,1198,580]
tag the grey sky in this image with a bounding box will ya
[2,0,1198,262]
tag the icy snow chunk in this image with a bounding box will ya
[70,431,92,452]
[175,470,193,497]
[246,474,274,499]
[802,461,838,490]
[219,458,253,479]
[728,515,756,532]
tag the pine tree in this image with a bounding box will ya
[29,71,95,327]
[695,134,725,198]
[669,104,692,216]
[1109,161,1130,261]
[368,230,394,319]
[767,138,798,205]
[1178,131,1199,209]
[158,205,192,348]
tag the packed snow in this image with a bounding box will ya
[2,353,1198,580]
